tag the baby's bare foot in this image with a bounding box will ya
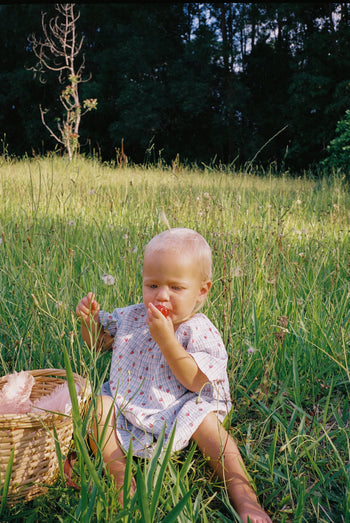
[237,498,272,523]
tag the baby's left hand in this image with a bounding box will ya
[146,303,175,347]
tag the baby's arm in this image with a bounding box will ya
[76,292,113,351]
[146,303,208,392]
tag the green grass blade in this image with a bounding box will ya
[74,425,105,500]
[292,355,301,407]
[146,423,166,493]
[150,425,177,519]
[53,424,65,484]
[161,487,195,523]
[268,424,279,478]
[62,343,81,426]
[0,447,14,514]
[123,438,134,508]
[136,466,151,523]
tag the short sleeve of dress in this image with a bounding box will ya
[176,314,229,387]
[99,308,124,337]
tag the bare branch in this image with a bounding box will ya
[28,3,97,160]
[39,105,64,145]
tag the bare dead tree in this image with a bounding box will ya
[28,4,97,160]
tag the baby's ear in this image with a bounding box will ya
[198,280,212,302]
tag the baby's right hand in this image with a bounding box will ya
[76,292,100,324]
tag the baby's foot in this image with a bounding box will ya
[237,498,272,523]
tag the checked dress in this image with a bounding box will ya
[99,303,232,457]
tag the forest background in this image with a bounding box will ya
[1,2,350,172]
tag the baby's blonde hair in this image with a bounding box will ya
[144,228,212,282]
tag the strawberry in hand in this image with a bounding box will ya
[155,304,170,318]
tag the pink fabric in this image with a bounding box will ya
[0,371,79,415]
[0,371,34,414]
[32,382,80,415]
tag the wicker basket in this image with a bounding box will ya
[0,368,91,503]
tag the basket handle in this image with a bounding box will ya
[28,369,70,378]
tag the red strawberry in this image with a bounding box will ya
[155,304,170,317]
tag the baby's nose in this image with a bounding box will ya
[156,286,169,301]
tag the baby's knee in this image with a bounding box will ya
[93,394,115,425]
[192,411,224,442]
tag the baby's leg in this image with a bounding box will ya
[191,412,272,523]
[90,394,135,504]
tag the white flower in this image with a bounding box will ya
[101,274,115,285]
[122,234,128,240]
[296,199,302,205]
[68,220,76,226]
[247,347,256,354]
[131,246,138,253]
[233,267,244,277]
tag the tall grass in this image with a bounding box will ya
[0,155,349,521]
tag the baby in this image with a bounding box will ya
[76,228,272,523]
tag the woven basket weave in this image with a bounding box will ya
[0,368,91,503]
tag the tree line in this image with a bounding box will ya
[1,3,350,172]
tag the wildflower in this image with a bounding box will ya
[298,252,305,258]
[89,189,95,195]
[277,316,289,329]
[68,220,76,226]
[131,246,138,254]
[0,238,2,245]
[297,298,303,306]
[101,274,115,285]
[296,199,302,205]
[247,347,256,354]
[203,192,210,199]
[233,267,244,277]
[122,234,128,240]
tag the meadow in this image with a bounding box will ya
[0,154,349,522]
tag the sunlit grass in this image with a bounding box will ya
[0,155,349,521]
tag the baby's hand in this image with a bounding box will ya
[76,292,100,324]
[146,303,175,347]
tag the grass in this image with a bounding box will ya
[0,154,349,522]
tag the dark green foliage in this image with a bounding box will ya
[1,3,350,172]
[322,109,350,173]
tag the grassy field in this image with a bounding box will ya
[0,155,349,522]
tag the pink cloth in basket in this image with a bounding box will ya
[0,371,79,415]
[0,371,34,414]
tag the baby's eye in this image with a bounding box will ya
[149,284,158,289]
[172,286,182,291]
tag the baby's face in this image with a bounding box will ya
[142,249,210,328]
